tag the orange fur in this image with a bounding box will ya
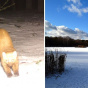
[0,29,19,77]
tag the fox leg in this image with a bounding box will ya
[3,65,12,77]
[12,63,19,76]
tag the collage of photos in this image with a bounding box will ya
[0,0,88,88]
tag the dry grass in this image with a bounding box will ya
[45,50,66,76]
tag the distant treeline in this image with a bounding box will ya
[45,36,88,47]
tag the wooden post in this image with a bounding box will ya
[26,0,32,10]
[38,0,44,12]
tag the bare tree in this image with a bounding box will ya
[0,0,15,11]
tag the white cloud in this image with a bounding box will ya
[45,20,88,40]
[75,28,80,31]
[45,20,57,30]
[67,0,82,6]
[64,0,88,16]
[57,25,77,34]
[46,30,60,37]
[65,4,82,16]
[82,7,88,13]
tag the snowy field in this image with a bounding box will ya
[0,11,44,88]
[46,47,88,88]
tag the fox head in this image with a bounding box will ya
[2,51,17,66]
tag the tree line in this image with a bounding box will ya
[45,36,88,47]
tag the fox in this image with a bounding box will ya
[0,29,19,77]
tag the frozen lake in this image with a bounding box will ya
[46,47,88,88]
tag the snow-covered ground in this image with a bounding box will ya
[46,47,88,88]
[0,11,44,88]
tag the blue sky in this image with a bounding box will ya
[45,0,88,40]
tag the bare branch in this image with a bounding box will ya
[0,3,15,11]
[0,0,9,9]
